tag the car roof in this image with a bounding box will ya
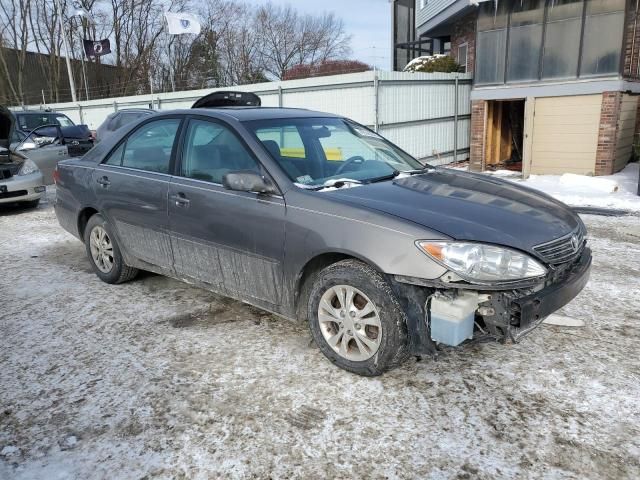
[115,108,154,113]
[15,110,67,116]
[169,107,340,122]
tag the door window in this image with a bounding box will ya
[105,118,180,173]
[180,119,260,184]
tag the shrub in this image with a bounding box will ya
[403,54,461,73]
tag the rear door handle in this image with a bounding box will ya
[96,176,110,187]
[170,192,190,207]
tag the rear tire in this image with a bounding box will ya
[308,259,409,376]
[84,214,138,284]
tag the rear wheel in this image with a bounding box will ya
[84,214,138,284]
[308,259,409,376]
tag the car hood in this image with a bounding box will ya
[0,105,15,150]
[325,169,581,253]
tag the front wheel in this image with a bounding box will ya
[84,214,138,284]
[307,259,410,376]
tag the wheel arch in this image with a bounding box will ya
[293,250,385,322]
[77,206,100,242]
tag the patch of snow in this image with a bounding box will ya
[480,163,640,212]
[1,446,19,457]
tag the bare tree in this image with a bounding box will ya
[255,2,351,81]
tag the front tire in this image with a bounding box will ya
[84,214,138,284]
[308,259,409,376]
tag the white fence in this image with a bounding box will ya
[22,71,473,165]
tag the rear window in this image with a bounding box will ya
[17,113,74,131]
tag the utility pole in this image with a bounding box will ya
[54,0,77,102]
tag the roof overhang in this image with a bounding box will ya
[417,0,477,38]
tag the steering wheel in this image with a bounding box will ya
[335,155,365,175]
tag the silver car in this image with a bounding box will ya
[2,106,71,185]
[0,147,45,207]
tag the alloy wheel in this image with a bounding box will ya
[89,225,114,273]
[317,285,382,361]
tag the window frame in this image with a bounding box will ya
[174,115,280,193]
[100,114,184,176]
[474,0,626,86]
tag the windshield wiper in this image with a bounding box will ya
[364,170,401,184]
[309,178,363,191]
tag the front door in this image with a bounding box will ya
[168,117,286,305]
[16,125,69,184]
[92,117,182,271]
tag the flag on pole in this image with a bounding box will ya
[69,0,94,23]
[164,12,201,35]
[83,38,111,58]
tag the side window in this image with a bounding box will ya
[181,119,260,184]
[255,126,306,161]
[104,142,125,166]
[117,119,180,174]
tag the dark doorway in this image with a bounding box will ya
[485,100,525,172]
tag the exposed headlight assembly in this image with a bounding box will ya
[416,241,547,283]
[18,159,40,176]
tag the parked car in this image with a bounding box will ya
[54,92,591,376]
[1,106,72,184]
[95,108,155,143]
[0,109,45,207]
[12,109,94,157]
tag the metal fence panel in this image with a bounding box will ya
[17,71,473,165]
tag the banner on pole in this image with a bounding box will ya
[164,12,201,35]
[83,39,111,58]
[69,1,94,23]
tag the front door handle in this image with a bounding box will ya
[170,192,190,207]
[96,176,110,187]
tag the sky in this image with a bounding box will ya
[251,0,393,71]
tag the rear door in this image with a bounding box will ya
[168,116,286,305]
[92,116,182,271]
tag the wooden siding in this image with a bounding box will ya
[530,95,601,175]
[615,94,638,172]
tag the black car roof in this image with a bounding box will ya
[172,107,340,122]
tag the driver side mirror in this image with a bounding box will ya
[223,171,278,195]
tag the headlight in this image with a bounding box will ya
[18,159,40,176]
[416,241,547,283]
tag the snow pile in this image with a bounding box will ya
[403,54,449,72]
[524,163,639,212]
[478,163,640,212]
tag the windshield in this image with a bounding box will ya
[17,113,75,131]
[245,117,425,188]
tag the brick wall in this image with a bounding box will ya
[623,3,640,80]
[450,12,476,74]
[595,92,622,176]
[469,100,486,172]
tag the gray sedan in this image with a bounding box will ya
[54,95,591,375]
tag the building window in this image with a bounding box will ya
[542,0,584,79]
[475,0,509,84]
[475,0,625,85]
[580,0,625,76]
[507,0,545,82]
[457,43,468,73]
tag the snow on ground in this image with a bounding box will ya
[479,163,640,212]
[1,193,640,479]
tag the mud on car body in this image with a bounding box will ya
[54,92,591,376]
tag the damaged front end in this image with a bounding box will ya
[390,239,592,355]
